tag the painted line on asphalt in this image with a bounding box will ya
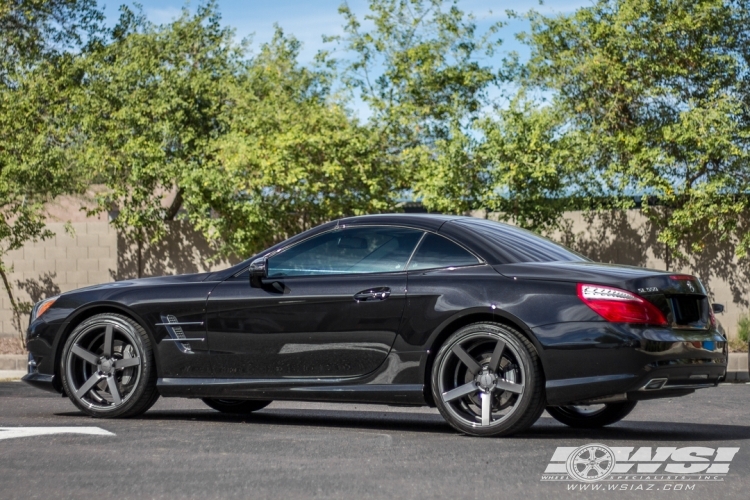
[0,427,114,441]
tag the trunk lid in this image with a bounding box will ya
[494,261,710,330]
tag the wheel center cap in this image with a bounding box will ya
[476,369,497,392]
[99,358,113,374]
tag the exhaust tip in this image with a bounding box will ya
[642,378,668,391]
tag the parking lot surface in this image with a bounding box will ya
[0,382,748,499]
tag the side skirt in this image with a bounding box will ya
[157,378,426,406]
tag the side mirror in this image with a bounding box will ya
[249,258,267,288]
[712,303,725,314]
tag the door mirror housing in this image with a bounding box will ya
[712,303,725,314]
[249,258,267,288]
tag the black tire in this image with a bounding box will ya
[202,398,272,414]
[546,401,637,428]
[60,313,159,418]
[431,322,545,437]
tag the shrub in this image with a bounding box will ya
[738,311,750,344]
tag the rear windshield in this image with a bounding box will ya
[452,218,587,264]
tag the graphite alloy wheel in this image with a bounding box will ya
[431,322,545,437]
[546,401,638,428]
[202,398,272,414]
[61,313,159,418]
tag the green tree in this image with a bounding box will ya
[80,2,239,275]
[188,29,400,257]
[335,0,503,209]
[0,0,103,333]
[521,0,750,263]
[477,98,576,232]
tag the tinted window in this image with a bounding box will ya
[268,227,423,277]
[408,233,480,270]
[453,218,587,263]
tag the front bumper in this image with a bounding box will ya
[22,351,60,393]
[534,321,727,406]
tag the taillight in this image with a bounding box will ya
[577,283,668,326]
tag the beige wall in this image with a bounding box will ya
[1,208,747,339]
[1,222,117,338]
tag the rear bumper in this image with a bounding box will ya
[534,321,727,406]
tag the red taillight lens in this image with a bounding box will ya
[577,283,668,326]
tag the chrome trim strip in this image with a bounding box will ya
[155,322,204,326]
[160,338,205,342]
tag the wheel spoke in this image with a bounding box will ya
[75,373,103,399]
[103,325,114,357]
[481,392,491,426]
[442,381,478,402]
[495,379,524,394]
[488,339,506,372]
[71,345,99,365]
[114,357,140,369]
[106,376,122,405]
[451,345,480,375]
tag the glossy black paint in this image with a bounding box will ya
[23,214,727,407]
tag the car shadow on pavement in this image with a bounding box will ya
[524,417,750,442]
[53,408,750,441]
[55,408,457,435]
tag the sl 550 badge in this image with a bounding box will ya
[637,287,659,293]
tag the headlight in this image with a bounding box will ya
[31,296,58,321]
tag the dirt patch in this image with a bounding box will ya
[0,338,26,355]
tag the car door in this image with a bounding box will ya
[205,226,424,378]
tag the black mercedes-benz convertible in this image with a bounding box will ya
[23,214,727,436]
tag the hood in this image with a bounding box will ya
[65,272,214,295]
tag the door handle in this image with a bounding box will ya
[353,287,391,302]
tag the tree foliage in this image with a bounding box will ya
[336,0,503,210]
[192,29,401,257]
[521,0,750,259]
[5,0,750,296]
[79,2,238,273]
[0,0,103,331]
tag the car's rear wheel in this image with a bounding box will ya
[431,322,545,437]
[202,398,272,414]
[60,313,159,418]
[546,402,637,428]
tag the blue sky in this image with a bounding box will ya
[102,1,590,62]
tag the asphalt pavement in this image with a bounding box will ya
[0,381,748,500]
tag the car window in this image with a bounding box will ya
[267,227,424,277]
[407,233,480,271]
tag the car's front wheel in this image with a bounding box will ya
[431,322,545,437]
[60,313,159,418]
[202,399,272,414]
[546,402,637,428]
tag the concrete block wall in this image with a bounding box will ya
[0,222,118,338]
